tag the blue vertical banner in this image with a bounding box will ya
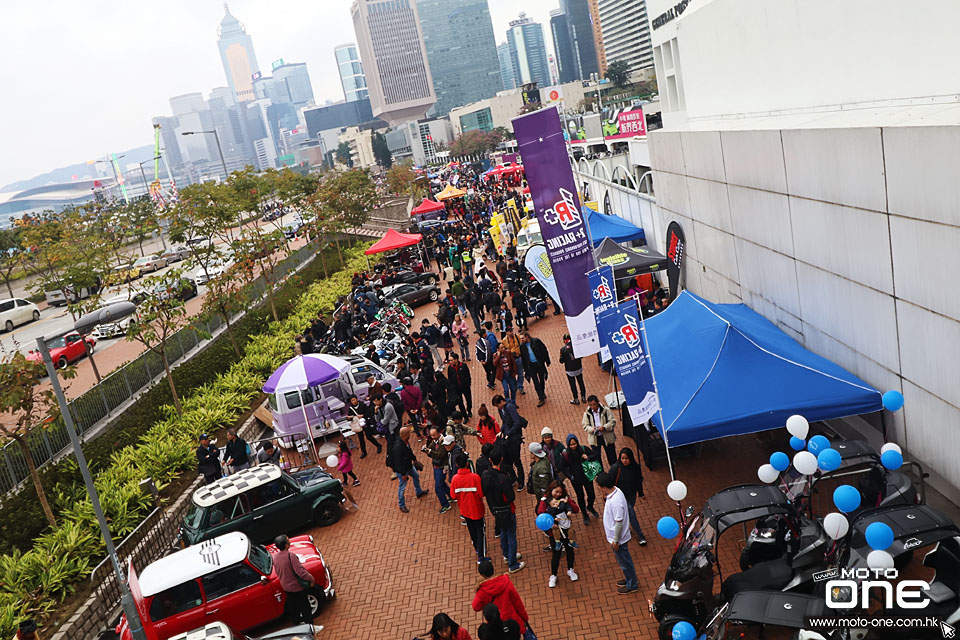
[598,298,660,424]
[513,106,599,357]
[588,265,617,362]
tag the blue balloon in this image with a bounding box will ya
[881,449,903,470]
[817,448,842,472]
[535,513,555,532]
[769,451,790,472]
[808,435,831,455]
[882,390,905,412]
[672,621,696,640]
[789,436,806,451]
[833,485,862,514]
[657,516,680,539]
[865,521,895,551]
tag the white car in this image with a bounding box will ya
[133,255,168,273]
[0,298,41,332]
[90,296,140,339]
[193,256,235,285]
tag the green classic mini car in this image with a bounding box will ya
[178,464,344,546]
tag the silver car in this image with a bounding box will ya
[133,255,168,273]
[161,246,191,263]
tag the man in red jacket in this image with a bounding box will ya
[473,559,531,636]
[450,452,488,563]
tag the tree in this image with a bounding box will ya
[335,142,353,168]
[449,129,505,156]
[385,162,424,200]
[0,352,77,528]
[606,59,631,89]
[120,196,161,257]
[231,225,287,322]
[314,169,377,266]
[126,269,193,416]
[372,131,393,169]
[0,228,24,298]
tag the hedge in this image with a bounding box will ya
[0,242,372,635]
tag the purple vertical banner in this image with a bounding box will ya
[598,298,660,425]
[513,106,599,357]
[588,265,616,362]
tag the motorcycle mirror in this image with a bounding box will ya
[684,506,695,518]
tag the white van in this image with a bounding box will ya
[516,220,543,256]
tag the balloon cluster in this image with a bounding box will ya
[865,520,896,569]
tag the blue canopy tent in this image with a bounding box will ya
[644,291,882,448]
[582,206,646,246]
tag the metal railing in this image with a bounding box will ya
[0,239,321,497]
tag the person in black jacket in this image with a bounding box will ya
[389,427,428,512]
[480,452,525,573]
[559,333,586,405]
[518,330,550,407]
[492,394,527,488]
[447,352,473,418]
[196,434,221,484]
[223,428,250,474]
[347,394,381,457]
[430,371,456,422]
[559,434,600,524]
[609,447,647,544]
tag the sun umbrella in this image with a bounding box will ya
[263,355,342,393]
[303,353,351,372]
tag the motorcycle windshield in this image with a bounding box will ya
[670,514,717,570]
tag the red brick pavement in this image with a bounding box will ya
[303,300,786,640]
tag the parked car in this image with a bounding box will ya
[149,276,199,302]
[133,255,169,273]
[388,269,438,287]
[161,246,192,263]
[0,298,40,332]
[178,464,345,546]
[194,256,235,285]
[26,331,96,369]
[282,220,302,240]
[108,263,142,285]
[116,531,334,640]
[44,282,100,307]
[169,621,324,640]
[382,282,439,307]
[91,297,140,339]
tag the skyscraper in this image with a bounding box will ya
[560,0,600,80]
[351,0,436,125]
[597,0,654,75]
[169,93,205,117]
[334,43,369,103]
[497,42,517,90]
[549,10,578,84]
[505,14,550,88]
[217,4,260,102]
[416,0,502,115]
[272,62,315,107]
[587,0,607,75]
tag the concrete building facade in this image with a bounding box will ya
[597,0,654,76]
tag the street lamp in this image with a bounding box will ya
[181,130,228,181]
[137,156,162,198]
[35,302,146,640]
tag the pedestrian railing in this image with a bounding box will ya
[0,239,320,498]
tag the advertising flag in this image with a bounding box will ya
[588,265,617,362]
[599,298,660,424]
[665,221,686,301]
[513,106,599,356]
[523,243,562,311]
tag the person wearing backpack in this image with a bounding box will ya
[492,394,527,489]
[476,329,496,389]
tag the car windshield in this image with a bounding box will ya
[134,258,151,265]
[248,543,272,575]
[183,503,205,529]
[45,336,66,349]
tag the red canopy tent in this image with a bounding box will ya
[410,198,446,216]
[364,228,424,255]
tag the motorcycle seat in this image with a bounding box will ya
[721,558,793,602]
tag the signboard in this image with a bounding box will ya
[521,83,541,106]
[665,221,686,300]
[513,106,599,357]
[542,86,564,108]
[271,58,285,71]
[252,71,262,81]
[598,298,660,424]
[603,107,647,140]
[588,265,617,362]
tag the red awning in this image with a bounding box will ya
[364,228,423,255]
[411,198,446,216]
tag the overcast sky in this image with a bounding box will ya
[0,0,559,188]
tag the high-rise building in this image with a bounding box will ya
[209,86,236,107]
[598,0,654,75]
[416,0,502,115]
[169,93,205,117]
[549,10,578,84]
[152,116,184,173]
[334,43,369,103]
[252,75,287,105]
[351,0,436,125]
[505,14,550,88]
[272,61,315,107]
[497,42,517,90]
[560,0,600,80]
[217,3,260,102]
[587,0,607,74]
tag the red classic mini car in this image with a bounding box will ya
[26,331,95,369]
[116,531,334,640]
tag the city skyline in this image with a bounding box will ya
[0,0,562,189]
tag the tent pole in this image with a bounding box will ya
[638,314,676,483]
[299,394,319,467]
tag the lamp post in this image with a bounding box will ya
[182,130,228,181]
[137,156,168,251]
[35,304,146,640]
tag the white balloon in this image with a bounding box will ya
[867,549,895,570]
[786,414,810,440]
[793,451,819,476]
[823,512,850,540]
[757,464,779,484]
[666,480,688,502]
[880,443,902,456]
[325,454,340,468]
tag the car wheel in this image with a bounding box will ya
[32,310,40,322]
[426,276,437,285]
[313,501,341,527]
[307,589,322,616]
[3,320,12,332]
[57,356,68,369]
[429,289,439,301]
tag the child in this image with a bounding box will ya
[539,482,579,550]
[337,441,360,486]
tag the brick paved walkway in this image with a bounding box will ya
[304,299,781,639]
